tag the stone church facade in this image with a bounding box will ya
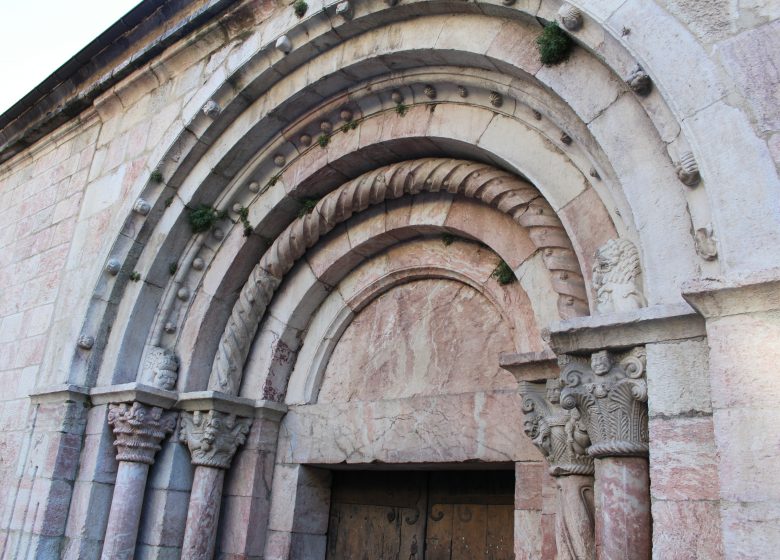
[0,0,778,558]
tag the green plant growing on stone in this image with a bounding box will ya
[536,22,573,65]
[493,259,516,285]
[318,134,330,148]
[237,206,253,237]
[188,205,227,234]
[441,233,455,246]
[395,103,408,117]
[293,0,308,17]
[164,196,174,208]
[340,120,358,133]
[298,198,320,218]
[129,271,141,282]
[169,263,178,275]
[150,170,164,183]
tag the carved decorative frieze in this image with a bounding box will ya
[559,348,649,458]
[519,380,594,476]
[143,347,179,390]
[592,239,647,314]
[179,410,252,469]
[108,402,177,464]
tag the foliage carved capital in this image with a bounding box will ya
[559,347,649,458]
[107,402,177,464]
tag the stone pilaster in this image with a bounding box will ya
[180,409,253,560]
[520,380,595,560]
[101,402,176,560]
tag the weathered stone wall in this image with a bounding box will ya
[0,0,777,558]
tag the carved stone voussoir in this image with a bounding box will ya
[592,238,647,314]
[519,379,594,476]
[179,410,252,469]
[559,347,649,458]
[108,402,177,464]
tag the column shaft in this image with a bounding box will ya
[100,461,150,560]
[555,474,595,560]
[182,466,226,560]
[594,457,651,560]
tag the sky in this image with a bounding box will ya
[0,0,142,114]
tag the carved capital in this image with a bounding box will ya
[107,402,177,464]
[179,410,252,469]
[519,380,594,476]
[559,347,649,458]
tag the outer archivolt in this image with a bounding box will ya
[208,158,588,395]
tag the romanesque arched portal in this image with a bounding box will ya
[3,1,779,559]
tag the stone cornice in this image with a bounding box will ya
[30,384,91,405]
[499,350,559,383]
[683,269,780,318]
[546,304,705,355]
[91,382,178,409]
[176,391,256,417]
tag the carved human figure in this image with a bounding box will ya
[179,409,252,469]
[591,239,647,314]
[143,346,179,390]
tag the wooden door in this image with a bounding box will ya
[326,470,514,560]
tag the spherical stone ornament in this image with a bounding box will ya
[423,85,437,99]
[390,90,404,104]
[273,154,286,167]
[558,3,583,31]
[202,100,221,118]
[192,257,205,271]
[248,181,261,193]
[457,86,468,98]
[133,199,151,216]
[299,133,312,146]
[77,335,95,350]
[676,152,701,186]
[177,287,190,301]
[275,35,292,54]
[105,258,121,276]
[489,91,503,108]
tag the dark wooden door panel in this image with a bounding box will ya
[326,470,513,560]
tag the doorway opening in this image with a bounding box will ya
[326,469,515,559]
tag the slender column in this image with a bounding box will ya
[520,380,596,560]
[180,410,252,560]
[559,348,651,560]
[101,402,176,560]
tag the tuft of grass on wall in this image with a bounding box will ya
[293,0,308,17]
[298,198,320,218]
[493,259,516,285]
[188,205,226,233]
[536,22,573,65]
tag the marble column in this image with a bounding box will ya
[101,402,177,560]
[180,409,252,560]
[559,348,651,560]
[519,380,596,560]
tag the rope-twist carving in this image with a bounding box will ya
[210,158,588,394]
